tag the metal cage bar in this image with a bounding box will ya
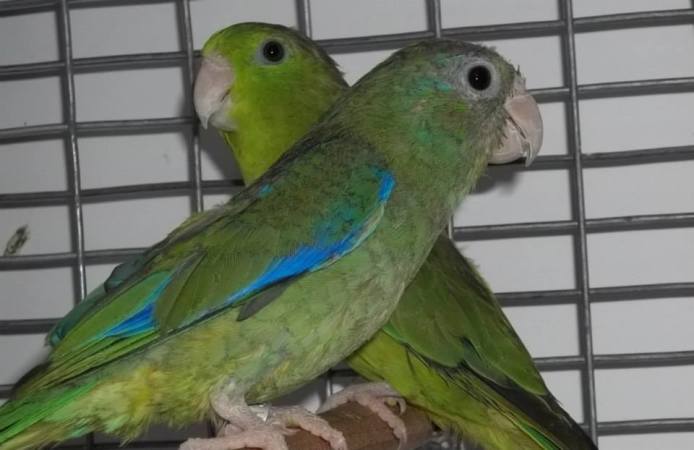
[2,9,694,77]
[561,0,598,439]
[56,0,87,305]
[177,0,203,214]
[1,1,693,447]
[56,1,92,448]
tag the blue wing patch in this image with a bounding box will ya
[226,168,395,307]
[103,303,155,338]
[227,233,356,304]
[98,168,395,336]
[102,274,174,338]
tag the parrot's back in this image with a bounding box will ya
[0,135,448,450]
[348,234,597,450]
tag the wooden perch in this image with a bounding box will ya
[284,403,434,450]
[237,403,434,450]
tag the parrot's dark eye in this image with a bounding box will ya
[467,65,492,91]
[261,40,285,63]
[460,59,500,99]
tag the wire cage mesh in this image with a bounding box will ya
[0,0,693,448]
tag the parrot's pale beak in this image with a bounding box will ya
[193,54,236,131]
[490,75,543,166]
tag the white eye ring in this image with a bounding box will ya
[460,58,500,99]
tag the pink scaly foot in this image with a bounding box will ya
[318,381,407,447]
[180,390,346,450]
[181,428,289,450]
[268,406,347,450]
[181,400,289,450]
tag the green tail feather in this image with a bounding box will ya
[497,389,597,450]
[0,382,93,448]
[516,421,562,450]
[462,364,597,450]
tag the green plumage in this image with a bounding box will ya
[201,23,597,450]
[351,236,592,450]
[0,31,510,449]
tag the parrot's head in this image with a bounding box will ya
[194,22,347,183]
[340,40,542,171]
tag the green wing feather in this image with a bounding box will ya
[385,234,546,394]
[18,140,393,396]
[45,188,259,347]
[372,234,595,449]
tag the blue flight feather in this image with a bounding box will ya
[376,169,395,201]
[102,274,173,338]
[227,234,354,304]
[105,303,155,337]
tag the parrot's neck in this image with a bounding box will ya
[221,131,280,185]
[221,112,336,186]
[224,75,347,185]
[341,99,490,237]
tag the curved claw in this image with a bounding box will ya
[269,406,347,450]
[181,429,288,450]
[318,382,407,447]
